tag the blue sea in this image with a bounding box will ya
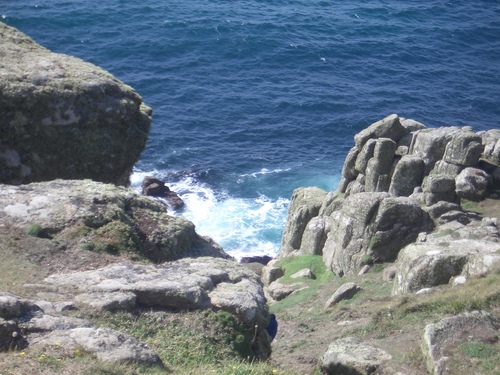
[3,1,500,259]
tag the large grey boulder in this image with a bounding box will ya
[319,337,392,375]
[0,180,228,264]
[422,174,457,206]
[442,131,483,167]
[354,114,407,149]
[455,167,491,201]
[389,155,425,196]
[279,187,328,257]
[324,282,362,308]
[410,127,461,174]
[422,311,499,375]
[299,216,332,255]
[323,193,433,276]
[30,327,162,366]
[393,220,500,295]
[0,22,152,185]
[341,147,360,181]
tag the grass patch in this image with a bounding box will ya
[277,255,334,284]
[89,309,273,373]
[461,199,483,214]
[460,342,498,359]
[26,223,47,238]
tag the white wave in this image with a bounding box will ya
[131,169,289,260]
[239,167,291,178]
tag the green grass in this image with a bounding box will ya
[26,223,46,238]
[86,308,279,374]
[277,255,334,284]
[460,342,498,359]
[269,255,336,314]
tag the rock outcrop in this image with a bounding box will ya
[0,179,229,264]
[392,216,500,295]
[0,257,272,361]
[0,22,152,185]
[421,311,499,375]
[279,114,500,282]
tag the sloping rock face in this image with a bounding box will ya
[0,179,229,263]
[0,22,152,185]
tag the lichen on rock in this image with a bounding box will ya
[0,22,152,185]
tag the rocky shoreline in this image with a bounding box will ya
[1,23,499,374]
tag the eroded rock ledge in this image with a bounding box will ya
[0,22,152,185]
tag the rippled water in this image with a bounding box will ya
[3,0,500,258]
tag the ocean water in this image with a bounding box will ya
[3,1,500,259]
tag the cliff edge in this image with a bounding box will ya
[0,22,152,185]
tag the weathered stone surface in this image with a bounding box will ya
[365,138,397,192]
[480,129,500,167]
[290,268,314,279]
[319,337,392,375]
[341,147,360,181]
[455,167,491,201]
[410,127,461,174]
[421,311,499,375]
[299,216,332,255]
[261,266,284,287]
[318,191,344,217]
[45,257,268,326]
[401,118,427,132]
[389,155,425,196]
[323,193,433,276]
[75,292,137,312]
[0,23,152,185]
[141,176,184,210]
[23,315,92,333]
[424,201,461,220]
[393,237,500,295]
[354,114,406,149]
[0,294,21,319]
[435,159,464,176]
[324,282,361,308]
[423,174,457,206]
[266,282,296,301]
[30,327,162,366]
[0,180,228,263]
[442,131,483,167]
[279,187,328,257]
[354,139,376,174]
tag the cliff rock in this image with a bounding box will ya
[0,22,152,185]
[278,114,499,280]
[0,179,229,264]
